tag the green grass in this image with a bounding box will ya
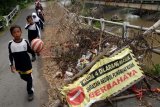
[152,64,160,75]
[93,21,101,29]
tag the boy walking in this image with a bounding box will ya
[8,25,36,101]
[25,15,41,44]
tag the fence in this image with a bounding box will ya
[77,15,160,38]
[60,2,160,53]
[76,15,160,53]
[3,5,20,26]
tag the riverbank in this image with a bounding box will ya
[41,1,160,107]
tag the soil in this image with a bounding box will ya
[41,2,69,106]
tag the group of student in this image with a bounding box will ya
[7,0,45,102]
[25,1,45,44]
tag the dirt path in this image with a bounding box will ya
[41,2,66,106]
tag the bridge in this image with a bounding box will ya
[86,0,160,11]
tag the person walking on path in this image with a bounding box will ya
[37,9,44,22]
[25,15,41,44]
[8,25,36,101]
[32,12,44,30]
[37,9,45,30]
[35,1,43,14]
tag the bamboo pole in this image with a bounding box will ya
[143,19,160,36]
[111,94,136,101]
[142,20,160,55]
[151,48,160,55]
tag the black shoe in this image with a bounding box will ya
[28,93,34,101]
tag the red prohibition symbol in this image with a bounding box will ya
[67,86,85,105]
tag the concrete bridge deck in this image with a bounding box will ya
[86,1,160,11]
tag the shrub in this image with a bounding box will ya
[93,21,101,29]
[152,64,160,75]
[0,16,6,28]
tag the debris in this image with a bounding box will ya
[42,1,160,107]
[65,71,74,77]
[68,48,117,83]
[55,71,63,78]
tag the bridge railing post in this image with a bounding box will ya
[100,18,105,31]
[122,22,129,40]
[16,5,20,11]
[88,17,93,26]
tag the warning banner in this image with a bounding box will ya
[61,48,144,107]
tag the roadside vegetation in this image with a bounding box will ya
[0,0,33,15]
[0,0,33,29]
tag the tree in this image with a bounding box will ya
[0,0,17,15]
[0,0,33,15]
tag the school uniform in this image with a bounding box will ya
[38,12,44,22]
[37,10,45,30]
[25,23,41,44]
[32,12,44,30]
[8,39,35,95]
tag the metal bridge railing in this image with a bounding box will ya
[77,15,160,38]
[3,5,20,26]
